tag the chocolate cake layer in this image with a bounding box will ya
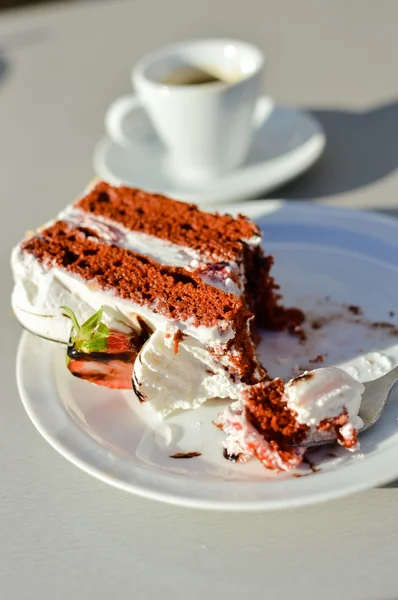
[244,380,309,451]
[22,221,245,329]
[76,181,260,262]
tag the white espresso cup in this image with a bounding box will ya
[105,39,265,182]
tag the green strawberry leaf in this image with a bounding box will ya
[97,322,110,337]
[80,307,105,336]
[81,335,109,353]
[61,305,109,354]
[61,306,81,334]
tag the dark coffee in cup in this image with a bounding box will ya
[161,65,232,86]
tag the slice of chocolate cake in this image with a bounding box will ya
[11,181,302,417]
[62,181,303,332]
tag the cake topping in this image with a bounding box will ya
[66,329,139,389]
[62,305,109,356]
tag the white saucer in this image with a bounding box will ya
[93,98,325,205]
[16,202,398,510]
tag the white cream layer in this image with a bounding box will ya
[133,331,246,418]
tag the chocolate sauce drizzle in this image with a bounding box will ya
[170,452,202,459]
[67,346,133,363]
[223,448,241,462]
[132,370,148,402]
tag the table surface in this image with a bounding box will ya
[2,1,398,598]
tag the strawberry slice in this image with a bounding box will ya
[67,357,134,389]
[67,330,138,389]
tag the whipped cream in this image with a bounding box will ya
[220,400,267,463]
[133,331,246,417]
[285,367,364,435]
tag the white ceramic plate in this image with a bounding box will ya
[16,202,398,510]
[93,98,325,205]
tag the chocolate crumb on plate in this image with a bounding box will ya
[303,455,321,473]
[372,321,395,328]
[309,354,325,364]
[371,321,398,335]
[170,452,202,459]
[347,304,363,316]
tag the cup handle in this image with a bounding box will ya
[105,94,151,149]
